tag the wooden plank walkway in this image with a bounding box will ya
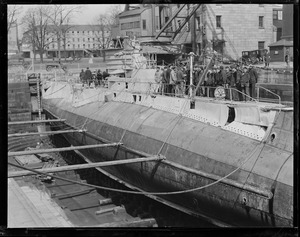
[8,179,74,227]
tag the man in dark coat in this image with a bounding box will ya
[84,67,92,86]
[240,67,250,101]
[96,70,103,87]
[219,66,227,87]
[248,64,258,98]
[79,69,85,84]
[166,65,172,95]
[234,65,243,101]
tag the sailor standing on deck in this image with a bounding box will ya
[229,67,238,101]
[235,65,243,101]
[84,67,92,86]
[162,66,168,95]
[176,66,184,97]
[248,64,258,98]
[97,70,102,87]
[79,69,85,84]
[170,66,177,95]
[207,69,215,97]
[154,67,162,93]
[240,67,250,101]
[166,65,172,95]
[220,66,227,88]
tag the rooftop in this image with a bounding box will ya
[269,39,293,47]
[118,8,147,18]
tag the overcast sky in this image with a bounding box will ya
[15,4,125,33]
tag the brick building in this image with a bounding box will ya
[117,4,282,60]
[22,25,110,59]
[268,4,293,62]
[194,4,277,60]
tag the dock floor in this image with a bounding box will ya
[8,178,74,228]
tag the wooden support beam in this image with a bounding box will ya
[8,156,164,177]
[96,218,157,227]
[7,143,123,157]
[95,207,115,215]
[8,129,86,138]
[8,119,66,126]
[53,188,95,199]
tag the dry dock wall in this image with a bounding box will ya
[8,82,32,128]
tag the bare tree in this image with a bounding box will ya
[7,5,22,33]
[22,6,55,63]
[44,5,82,62]
[91,7,122,61]
[108,5,122,26]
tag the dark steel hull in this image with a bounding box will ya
[42,96,293,227]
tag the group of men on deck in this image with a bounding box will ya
[154,63,259,101]
[79,67,109,86]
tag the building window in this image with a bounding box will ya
[78,44,80,48]
[143,19,146,30]
[258,41,265,50]
[83,44,85,48]
[83,31,85,34]
[83,38,85,42]
[216,15,222,28]
[73,38,75,42]
[259,16,264,28]
[73,44,75,48]
[77,31,79,33]
[88,38,90,41]
[121,21,141,30]
[196,17,200,30]
[156,16,160,30]
[273,10,282,20]
[78,38,80,42]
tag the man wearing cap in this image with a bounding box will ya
[248,64,258,98]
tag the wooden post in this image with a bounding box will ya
[99,198,113,206]
[8,119,66,125]
[8,156,164,177]
[8,143,123,157]
[96,218,157,227]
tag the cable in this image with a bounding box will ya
[8,140,261,196]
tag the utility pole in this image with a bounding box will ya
[189,52,195,97]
